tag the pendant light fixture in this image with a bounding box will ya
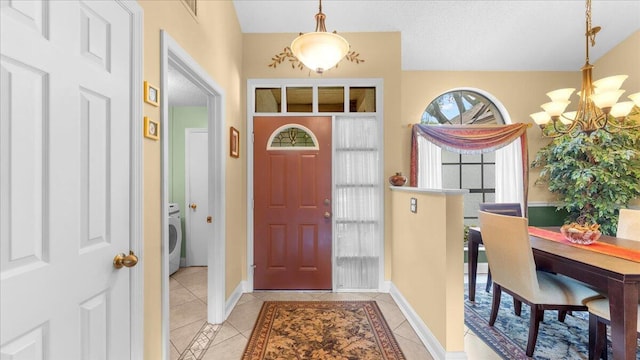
[530,0,640,136]
[269,0,364,74]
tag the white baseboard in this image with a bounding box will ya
[225,281,247,318]
[389,283,467,360]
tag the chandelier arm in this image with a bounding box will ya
[602,120,640,130]
[594,113,609,129]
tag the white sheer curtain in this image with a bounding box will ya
[495,138,524,213]
[333,115,381,290]
[416,135,524,213]
[417,135,442,189]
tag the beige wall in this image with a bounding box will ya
[595,31,640,94]
[243,32,402,280]
[134,1,638,354]
[391,188,465,352]
[137,2,244,359]
[596,30,640,206]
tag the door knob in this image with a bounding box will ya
[190,203,197,210]
[324,211,331,218]
[113,251,138,269]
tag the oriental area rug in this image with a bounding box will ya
[242,301,406,360]
[465,284,640,359]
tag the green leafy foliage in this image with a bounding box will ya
[531,115,640,235]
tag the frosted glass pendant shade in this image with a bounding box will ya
[593,75,628,92]
[561,111,576,125]
[291,32,349,74]
[530,112,551,125]
[590,90,624,109]
[628,92,640,107]
[610,101,635,118]
[546,88,575,101]
[541,101,570,116]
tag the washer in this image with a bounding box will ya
[168,203,182,275]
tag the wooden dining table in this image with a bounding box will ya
[467,227,640,360]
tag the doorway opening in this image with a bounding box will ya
[160,31,226,359]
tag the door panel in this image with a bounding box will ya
[254,116,332,290]
[0,1,134,358]
[186,129,209,266]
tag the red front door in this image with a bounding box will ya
[253,116,332,290]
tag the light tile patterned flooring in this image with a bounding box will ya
[170,267,499,360]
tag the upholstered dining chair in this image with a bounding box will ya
[616,208,640,241]
[585,208,640,360]
[478,211,601,357]
[477,202,523,292]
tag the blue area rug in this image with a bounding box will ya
[464,283,640,359]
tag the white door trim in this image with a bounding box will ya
[118,1,143,358]
[246,79,384,292]
[160,31,226,360]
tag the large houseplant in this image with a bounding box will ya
[531,115,640,235]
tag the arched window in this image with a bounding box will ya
[417,89,524,226]
[422,90,504,125]
[266,124,319,150]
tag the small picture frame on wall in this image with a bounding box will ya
[144,81,160,107]
[230,126,240,158]
[144,116,159,140]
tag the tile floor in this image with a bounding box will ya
[170,267,500,360]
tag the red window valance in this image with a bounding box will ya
[410,123,530,213]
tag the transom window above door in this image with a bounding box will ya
[255,86,376,113]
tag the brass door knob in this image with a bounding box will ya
[324,212,331,218]
[190,203,197,210]
[113,251,139,269]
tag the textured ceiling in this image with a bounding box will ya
[167,65,207,108]
[233,0,640,71]
[168,1,640,107]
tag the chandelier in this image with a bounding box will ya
[269,0,364,74]
[530,0,640,136]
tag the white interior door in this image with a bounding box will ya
[185,129,209,266]
[1,1,137,359]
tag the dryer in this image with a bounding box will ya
[168,203,182,275]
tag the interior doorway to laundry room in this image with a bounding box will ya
[167,66,211,344]
[161,31,227,358]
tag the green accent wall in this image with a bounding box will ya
[466,205,568,264]
[169,106,207,257]
[527,205,569,227]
